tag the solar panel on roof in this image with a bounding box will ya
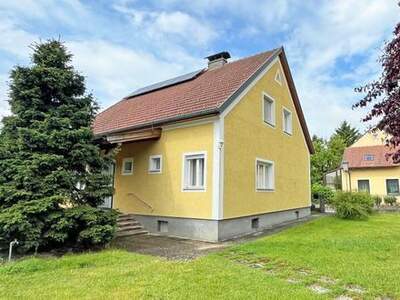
[125,69,204,99]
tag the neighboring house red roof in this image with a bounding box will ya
[93,47,314,153]
[343,145,399,169]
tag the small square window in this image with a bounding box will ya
[149,155,162,173]
[386,179,399,195]
[122,158,133,175]
[256,159,274,191]
[263,94,275,126]
[364,154,374,161]
[283,108,292,135]
[183,152,206,191]
[357,179,370,193]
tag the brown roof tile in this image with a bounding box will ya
[93,48,314,153]
[343,145,399,169]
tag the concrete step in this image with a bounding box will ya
[116,229,148,237]
[117,215,137,221]
[117,225,144,232]
[117,220,141,227]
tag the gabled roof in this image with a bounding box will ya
[93,47,314,153]
[343,145,399,169]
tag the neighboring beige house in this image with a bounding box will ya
[341,130,400,202]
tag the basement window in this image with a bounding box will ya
[149,155,162,173]
[122,158,133,175]
[251,218,259,229]
[183,152,206,191]
[256,159,274,191]
[157,220,168,233]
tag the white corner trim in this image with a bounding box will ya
[212,118,224,220]
[221,56,279,119]
[181,151,207,192]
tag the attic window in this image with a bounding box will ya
[275,69,283,85]
[364,154,374,161]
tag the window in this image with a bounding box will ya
[122,158,133,175]
[275,69,283,85]
[357,179,370,193]
[283,107,292,135]
[183,152,206,190]
[263,93,275,126]
[149,155,162,173]
[256,159,274,191]
[363,154,374,161]
[386,179,399,195]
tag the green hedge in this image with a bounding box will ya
[331,191,374,220]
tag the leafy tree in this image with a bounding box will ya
[354,17,400,162]
[333,121,361,147]
[311,134,346,184]
[0,40,117,252]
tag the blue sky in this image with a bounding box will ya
[0,1,399,137]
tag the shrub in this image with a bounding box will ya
[311,183,334,204]
[331,191,374,220]
[372,195,382,207]
[0,199,118,253]
[384,195,397,206]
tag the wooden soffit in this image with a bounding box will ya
[106,128,161,144]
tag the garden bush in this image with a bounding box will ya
[311,183,334,204]
[331,191,374,219]
[372,195,382,207]
[0,198,117,253]
[384,195,397,206]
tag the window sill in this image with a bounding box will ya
[283,130,292,136]
[263,121,276,128]
[148,170,161,174]
[256,188,275,192]
[183,187,206,192]
[122,172,133,176]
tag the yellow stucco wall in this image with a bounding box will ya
[113,123,214,219]
[341,167,400,201]
[223,59,311,218]
[351,130,388,147]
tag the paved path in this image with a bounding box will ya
[112,213,325,260]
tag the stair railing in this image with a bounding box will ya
[127,192,154,212]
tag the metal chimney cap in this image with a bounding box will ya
[205,51,231,62]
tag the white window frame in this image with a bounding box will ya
[282,106,293,135]
[148,155,162,174]
[275,69,283,85]
[182,151,207,192]
[255,158,275,192]
[262,92,276,127]
[121,157,134,175]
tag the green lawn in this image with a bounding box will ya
[1,213,399,299]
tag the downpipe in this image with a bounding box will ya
[8,239,19,262]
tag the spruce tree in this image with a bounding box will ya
[0,40,116,252]
[333,121,361,147]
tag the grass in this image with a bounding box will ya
[1,213,400,299]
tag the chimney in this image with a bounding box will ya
[205,51,231,70]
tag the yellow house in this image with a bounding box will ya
[341,130,400,202]
[94,48,314,241]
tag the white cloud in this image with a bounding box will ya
[283,0,399,137]
[67,39,202,109]
[113,4,217,46]
[0,19,37,58]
